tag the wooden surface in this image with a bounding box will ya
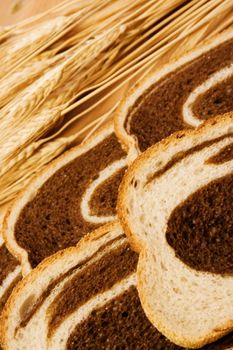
[0,0,64,26]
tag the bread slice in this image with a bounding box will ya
[114,29,233,163]
[0,235,21,319]
[2,221,233,350]
[3,122,127,276]
[0,222,157,349]
[118,114,233,348]
[0,210,21,326]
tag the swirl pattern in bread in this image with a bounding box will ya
[3,123,127,275]
[2,222,233,350]
[118,114,233,348]
[115,29,233,162]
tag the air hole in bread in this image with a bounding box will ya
[177,133,185,139]
[155,160,163,168]
[160,262,168,271]
[180,277,187,283]
[173,287,181,294]
[65,218,71,225]
[214,98,222,105]
[19,294,36,324]
[121,311,129,317]
[139,215,145,224]
[130,178,135,186]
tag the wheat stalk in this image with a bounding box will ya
[0,11,86,79]
[65,0,233,118]
[0,109,113,204]
[0,0,118,78]
[0,54,64,108]
[0,25,126,171]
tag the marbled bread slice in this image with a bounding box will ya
[3,122,127,276]
[118,114,233,348]
[1,222,233,350]
[115,28,233,163]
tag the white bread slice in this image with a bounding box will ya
[114,29,233,163]
[2,222,233,350]
[3,122,127,276]
[118,114,233,348]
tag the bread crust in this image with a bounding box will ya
[117,113,233,348]
[137,253,233,349]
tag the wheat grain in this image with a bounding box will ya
[0,11,86,79]
[0,25,126,170]
[0,65,64,133]
[0,54,63,108]
[0,111,109,204]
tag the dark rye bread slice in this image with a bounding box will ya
[1,222,233,350]
[3,122,127,276]
[118,114,233,348]
[115,29,233,163]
